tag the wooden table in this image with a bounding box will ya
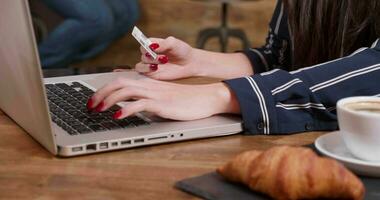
[0,76,325,199]
[0,108,325,199]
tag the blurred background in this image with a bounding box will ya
[29,0,276,77]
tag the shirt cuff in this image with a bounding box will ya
[242,49,268,74]
[224,75,277,135]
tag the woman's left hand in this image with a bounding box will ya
[87,78,240,120]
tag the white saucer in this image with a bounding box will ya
[315,131,380,177]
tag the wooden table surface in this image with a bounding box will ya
[0,77,325,199]
[0,108,325,199]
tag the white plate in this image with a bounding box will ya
[315,131,380,177]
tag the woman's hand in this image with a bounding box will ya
[134,36,254,80]
[87,77,240,121]
[135,36,201,80]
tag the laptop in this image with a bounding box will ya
[0,0,242,157]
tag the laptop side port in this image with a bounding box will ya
[72,146,83,152]
[134,138,144,143]
[147,136,168,141]
[86,144,97,151]
[99,142,108,150]
[121,140,131,146]
[111,142,118,147]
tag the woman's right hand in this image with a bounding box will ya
[135,36,200,80]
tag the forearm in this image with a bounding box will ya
[190,48,254,79]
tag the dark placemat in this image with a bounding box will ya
[175,172,269,200]
[175,172,380,200]
[175,144,380,200]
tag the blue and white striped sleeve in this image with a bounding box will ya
[243,0,292,74]
[225,39,380,135]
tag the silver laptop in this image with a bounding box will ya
[0,0,242,157]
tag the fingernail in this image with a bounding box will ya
[113,110,123,119]
[158,55,169,64]
[87,98,94,110]
[145,52,152,58]
[150,64,158,71]
[95,101,105,112]
[149,43,159,51]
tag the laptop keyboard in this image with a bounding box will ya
[45,82,150,135]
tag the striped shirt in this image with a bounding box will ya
[224,0,380,134]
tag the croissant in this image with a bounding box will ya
[217,146,364,200]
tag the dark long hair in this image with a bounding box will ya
[284,0,380,69]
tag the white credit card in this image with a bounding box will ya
[132,26,158,60]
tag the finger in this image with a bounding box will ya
[139,38,164,54]
[143,63,187,80]
[113,99,158,120]
[140,37,176,55]
[139,45,148,55]
[139,46,157,64]
[99,86,152,112]
[149,36,178,54]
[141,54,169,65]
[89,78,140,109]
[135,62,159,73]
[140,54,159,64]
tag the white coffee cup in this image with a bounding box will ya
[337,96,380,162]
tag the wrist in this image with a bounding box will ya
[187,50,254,79]
[188,48,211,77]
[207,82,240,115]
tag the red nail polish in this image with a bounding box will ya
[149,43,159,51]
[158,55,169,64]
[150,64,158,71]
[95,101,105,112]
[113,110,123,119]
[145,52,152,58]
[87,98,93,110]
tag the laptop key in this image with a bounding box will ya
[72,124,89,131]
[61,113,71,119]
[67,128,78,135]
[88,124,107,132]
[82,91,94,96]
[132,119,149,126]
[78,129,92,134]
[70,82,82,87]
[61,123,69,131]
[66,109,77,114]
[109,105,121,111]
[72,103,85,109]
[71,120,83,126]
[72,94,84,99]
[45,84,54,89]
[51,115,58,123]
[61,105,73,111]
[79,117,95,125]
[116,119,135,128]
[56,83,71,89]
[51,98,63,104]
[62,117,75,123]
[101,122,121,130]
[56,119,63,126]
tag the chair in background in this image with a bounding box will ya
[193,0,253,52]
